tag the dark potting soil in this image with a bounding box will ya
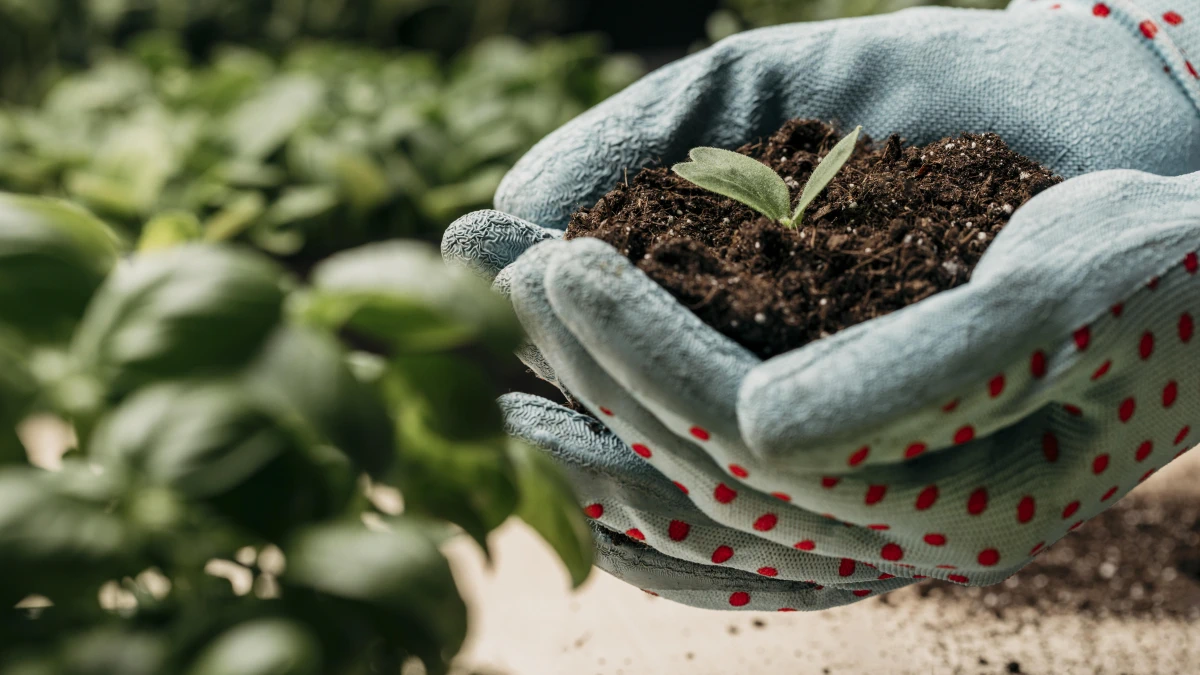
[565,119,1061,359]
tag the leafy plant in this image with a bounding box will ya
[0,34,641,264]
[672,125,860,228]
[0,193,593,674]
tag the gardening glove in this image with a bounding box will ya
[443,0,1200,611]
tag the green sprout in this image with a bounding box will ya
[672,125,862,229]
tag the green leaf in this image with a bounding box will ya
[89,381,354,540]
[302,241,521,352]
[59,628,169,675]
[204,192,266,242]
[0,193,121,344]
[187,620,321,675]
[246,326,395,478]
[224,75,324,160]
[137,211,202,252]
[283,520,468,673]
[0,467,136,599]
[70,244,285,396]
[792,125,861,226]
[385,355,502,442]
[672,147,791,223]
[508,440,593,588]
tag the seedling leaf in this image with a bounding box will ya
[673,147,791,223]
[791,126,861,226]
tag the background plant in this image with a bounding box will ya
[0,192,592,675]
[0,33,642,266]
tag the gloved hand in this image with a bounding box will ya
[443,0,1200,611]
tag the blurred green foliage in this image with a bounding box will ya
[0,33,641,263]
[0,194,593,674]
[710,0,1008,38]
[0,0,577,102]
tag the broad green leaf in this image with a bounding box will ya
[70,244,285,395]
[792,125,861,225]
[187,620,320,675]
[246,327,395,478]
[59,628,169,675]
[385,355,502,442]
[89,381,354,540]
[508,440,593,588]
[137,211,202,252]
[263,186,339,229]
[672,147,791,223]
[224,75,324,160]
[303,241,521,352]
[391,430,518,550]
[0,193,121,344]
[204,191,266,242]
[0,467,135,598]
[284,520,467,674]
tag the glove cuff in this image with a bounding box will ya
[1012,0,1200,113]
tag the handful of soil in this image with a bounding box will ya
[565,119,1061,359]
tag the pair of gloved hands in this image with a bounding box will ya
[442,0,1200,611]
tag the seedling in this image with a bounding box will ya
[672,125,861,229]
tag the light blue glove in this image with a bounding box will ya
[444,0,1200,611]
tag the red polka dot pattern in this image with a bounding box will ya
[1017,496,1036,523]
[1093,2,1110,17]
[758,566,778,577]
[967,488,988,515]
[865,485,887,505]
[977,549,1000,567]
[848,446,870,466]
[989,374,1006,397]
[1043,432,1060,462]
[1163,381,1178,407]
[795,540,815,551]
[904,442,928,459]
[668,520,690,541]
[1091,360,1112,380]
[821,476,840,489]
[632,443,652,458]
[1140,19,1159,38]
[924,533,947,546]
[1139,332,1155,359]
[1164,10,1183,25]
[915,485,939,511]
[584,504,604,519]
[729,464,749,478]
[753,513,778,531]
[1119,398,1136,422]
[713,483,737,504]
[711,545,734,564]
[728,592,749,607]
[954,426,976,444]
[1136,440,1153,462]
[689,426,710,441]
[881,543,903,561]
[1092,454,1109,474]
[1031,350,1048,378]
[626,528,645,541]
[838,559,856,577]
[1062,501,1080,519]
[1074,326,1091,350]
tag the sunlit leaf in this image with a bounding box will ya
[187,620,321,675]
[70,244,285,395]
[508,440,593,588]
[302,241,521,352]
[0,193,121,344]
[284,521,467,675]
[673,147,791,223]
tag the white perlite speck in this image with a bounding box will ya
[754,313,767,324]
[1002,204,1014,215]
